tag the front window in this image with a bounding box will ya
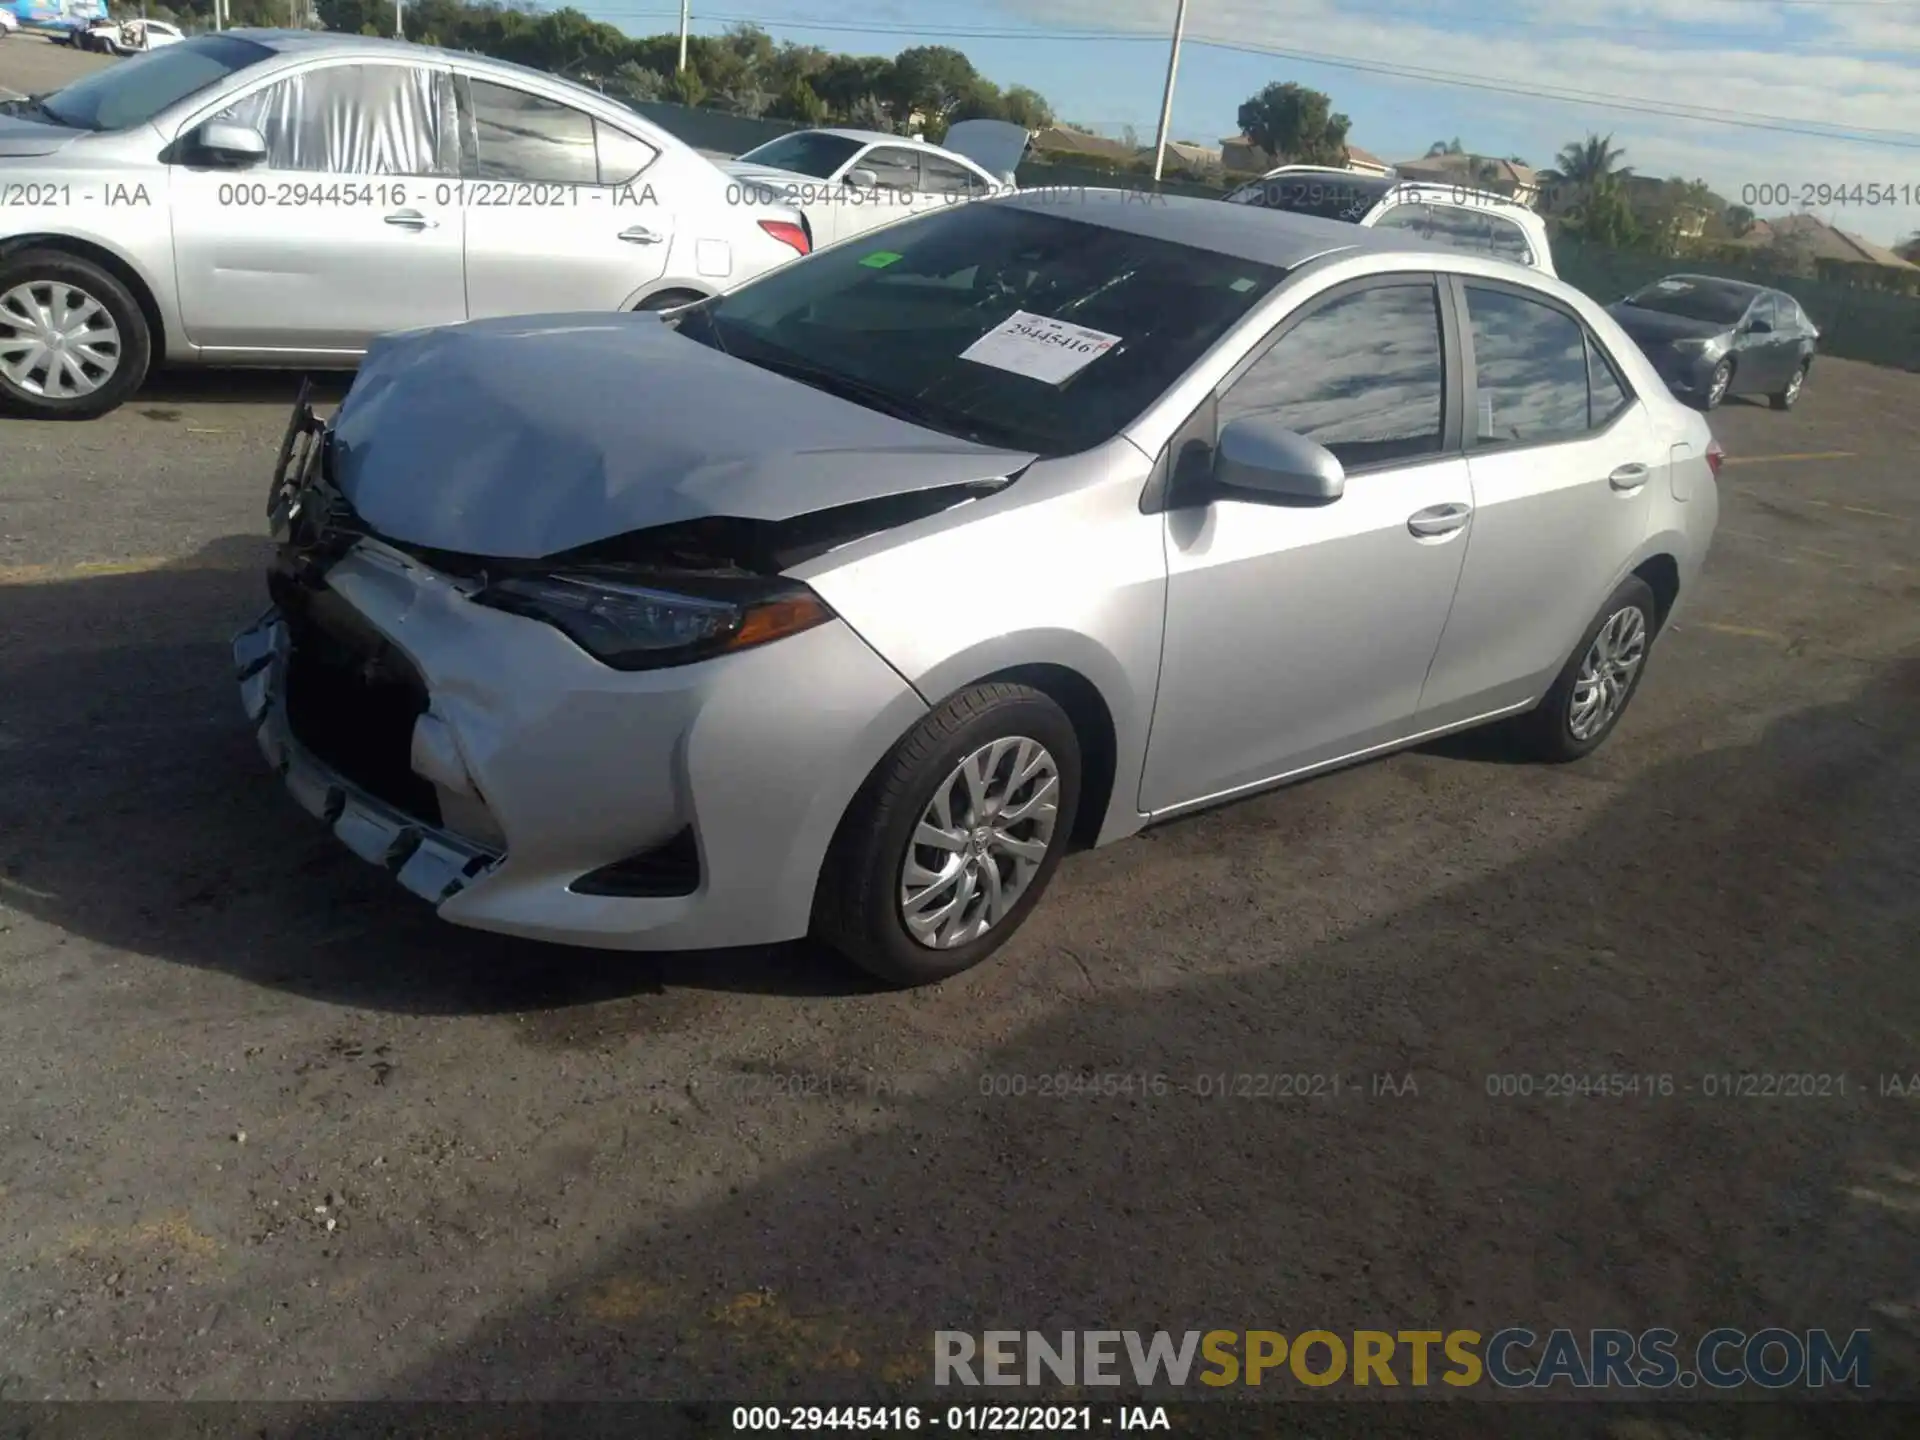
[214,64,458,176]
[1224,173,1393,224]
[1622,278,1755,326]
[735,130,864,179]
[37,34,272,132]
[676,203,1287,457]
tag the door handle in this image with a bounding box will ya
[1609,463,1650,492]
[384,209,435,230]
[1407,503,1472,538]
[618,225,663,245]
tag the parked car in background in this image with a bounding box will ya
[106,18,184,55]
[723,121,1029,250]
[1607,275,1817,411]
[1224,165,1557,276]
[0,30,810,419]
[235,191,1717,987]
[0,9,19,38]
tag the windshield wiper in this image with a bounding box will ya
[747,353,954,429]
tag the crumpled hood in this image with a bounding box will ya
[329,313,1035,560]
[1607,304,1728,345]
[0,112,83,159]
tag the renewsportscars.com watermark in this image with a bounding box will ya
[934,1328,1871,1390]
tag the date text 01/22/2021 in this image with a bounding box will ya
[730,1405,1170,1432]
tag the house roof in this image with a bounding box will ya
[1030,126,1138,162]
[1394,153,1538,188]
[1740,212,1920,269]
[1159,140,1222,166]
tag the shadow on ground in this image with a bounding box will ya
[316,655,1913,1421]
[0,540,871,1013]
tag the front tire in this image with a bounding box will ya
[1513,575,1658,763]
[1770,360,1807,411]
[0,249,151,420]
[813,682,1082,987]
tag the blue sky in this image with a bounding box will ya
[581,1,1920,245]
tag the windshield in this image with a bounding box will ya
[735,131,865,179]
[1623,279,1754,326]
[38,34,272,132]
[677,202,1287,457]
[1224,173,1395,223]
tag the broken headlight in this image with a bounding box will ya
[471,571,832,671]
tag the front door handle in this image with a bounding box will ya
[618,225,663,245]
[1407,502,1472,538]
[1609,463,1650,492]
[384,209,435,230]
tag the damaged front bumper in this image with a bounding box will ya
[233,608,502,905]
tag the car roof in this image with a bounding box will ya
[1001,188,1440,269]
[1652,274,1767,299]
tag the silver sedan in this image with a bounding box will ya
[235,192,1720,986]
[0,31,808,419]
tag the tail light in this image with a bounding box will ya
[759,219,810,256]
[1705,439,1725,478]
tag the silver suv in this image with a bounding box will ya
[1224,165,1556,276]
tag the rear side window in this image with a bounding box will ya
[1220,281,1447,470]
[469,79,597,185]
[1464,284,1590,446]
[594,122,659,186]
[922,153,988,197]
[858,146,923,192]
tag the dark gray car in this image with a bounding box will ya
[1607,275,1818,412]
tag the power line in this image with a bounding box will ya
[574,9,1920,147]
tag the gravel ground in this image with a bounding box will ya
[5,31,1920,1430]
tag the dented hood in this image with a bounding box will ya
[329,314,1035,560]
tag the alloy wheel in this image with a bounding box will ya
[0,280,123,399]
[1785,366,1804,402]
[899,735,1060,949]
[1707,362,1731,407]
[1568,605,1648,741]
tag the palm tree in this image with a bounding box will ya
[1426,137,1465,156]
[1554,132,1629,190]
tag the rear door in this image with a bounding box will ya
[458,76,673,318]
[1416,277,1657,728]
[842,143,928,238]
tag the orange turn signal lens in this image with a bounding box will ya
[726,592,834,651]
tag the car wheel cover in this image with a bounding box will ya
[1786,366,1804,401]
[1708,363,1731,405]
[0,280,122,399]
[1568,605,1648,741]
[899,735,1060,949]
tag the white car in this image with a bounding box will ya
[109,19,184,54]
[0,10,19,38]
[723,121,1029,250]
[1225,164,1557,276]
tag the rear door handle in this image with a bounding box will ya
[618,225,663,245]
[1407,503,1472,538]
[384,209,435,230]
[1609,463,1650,492]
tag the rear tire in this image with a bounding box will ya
[0,248,152,420]
[1770,360,1808,411]
[813,683,1081,988]
[1513,575,1659,763]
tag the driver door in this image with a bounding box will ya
[1141,276,1472,813]
[169,60,467,355]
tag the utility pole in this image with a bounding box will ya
[1150,0,1190,184]
[677,0,690,72]
[395,0,404,40]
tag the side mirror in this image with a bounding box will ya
[195,120,267,166]
[1211,415,1345,504]
[844,166,880,190]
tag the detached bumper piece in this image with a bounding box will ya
[233,608,502,905]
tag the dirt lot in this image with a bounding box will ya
[5,33,1920,1428]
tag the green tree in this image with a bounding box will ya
[1427,137,1464,156]
[1724,204,1756,239]
[1553,132,1630,189]
[1236,81,1351,167]
[883,45,982,129]
[812,55,895,118]
[1560,174,1639,247]
[1000,86,1053,130]
[768,77,828,126]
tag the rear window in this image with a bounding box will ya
[735,130,864,179]
[680,202,1288,457]
[1623,278,1755,325]
[1224,174,1393,223]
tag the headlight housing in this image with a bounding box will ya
[1672,335,1728,356]
[471,570,832,671]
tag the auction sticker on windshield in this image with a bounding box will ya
[960,310,1122,385]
